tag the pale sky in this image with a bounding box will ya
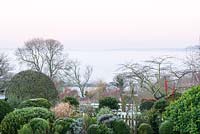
[0,0,200,49]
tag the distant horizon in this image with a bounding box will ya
[0,47,188,51]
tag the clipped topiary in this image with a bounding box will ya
[62,96,79,107]
[18,124,33,134]
[138,123,153,134]
[139,109,161,134]
[87,124,99,134]
[6,70,58,107]
[153,98,168,113]
[97,107,113,118]
[99,97,119,110]
[111,120,130,134]
[159,120,173,134]
[0,107,55,134]
[18,98,52,109]
[164,86,200,134]
[29,118,50,134]
[139,100,155,112]
[0,100,13,122]
[87,124,113,134]
[53,118,74,134]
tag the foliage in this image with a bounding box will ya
[139,100,155,112]
[97,114,130,134]
[18,98,52,109]
[110,120,130,134]
[62,96,79,107]
[83,114,97,130]
[6,70,58,107]
[139,109,161,134]
[97,114,117,124]
[99,97,119,110]
[51,102,73,118]
[159,120,173,134]
[70,118,86,134]
[29,118,50,134]
[138,123,153,134]
[69,116,97,134]
[53,118,74,134]
[153,98,168,113]
[18,124,33,134]
[0,100,13,123]
[164,86,200,134]
[0,107,54,134]
[96,107,113,118]
[87,124,113,134]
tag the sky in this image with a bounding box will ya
[0,0,200,50]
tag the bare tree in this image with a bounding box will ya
[63,60,93,97]
[120,56,174,99]
[16,38,65,80]
[184,45,200,85]
[0,53,11,93]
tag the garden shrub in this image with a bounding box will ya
[96,107,113,118]
[51,102,73,118]
[159,120,173,134]
[153,98,168,113]
[0,100,13,122]
[70,118,86,134]
[53,118,74,134]
[87,124,113,134]
[0,107,54,134]
[62,96,79,107]
[99,97,119,110]
[140,109,161,134]
[139,100,155,112]
[6,70,58,107]
[110,120,130,134]
[18,124,33,134]
[83,114,97,130]
[97,114,116,124]
[138,123,153,134]
[87,124,99,134]
[97,114,130,134]
[164,86,200,134]
[29,118,50,134]
[18,98,52,109]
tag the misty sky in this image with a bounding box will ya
[0,0,200,50]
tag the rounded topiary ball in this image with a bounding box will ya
[53,118,74,134]
[138,123,153,134]
[29,118,50,134]
[6,70,58,107]
[159,120,173,134]
[0,107,54,134]
[0,100,13,122]
[18,98,52,109]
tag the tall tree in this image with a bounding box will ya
[113,74,127,100]
[16,38,65,80]
[120,56,174,99]
[63,60,93,97]
[0,53,11,93]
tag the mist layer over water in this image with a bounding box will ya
[0,48,186,82]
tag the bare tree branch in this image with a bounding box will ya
[63,60,93,97]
